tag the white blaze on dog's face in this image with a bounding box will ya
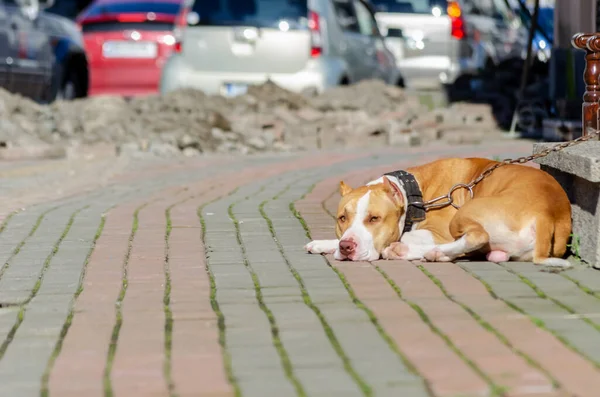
[334,177,405,261]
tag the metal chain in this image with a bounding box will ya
[415,128,600,211]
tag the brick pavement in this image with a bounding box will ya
[0,141,597,396]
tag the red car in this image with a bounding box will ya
[76,0,182,96]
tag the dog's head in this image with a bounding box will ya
[334,177,405,261]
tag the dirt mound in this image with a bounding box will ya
[0,80,501,157]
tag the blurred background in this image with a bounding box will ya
[0,0,595,157]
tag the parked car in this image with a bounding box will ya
[76,0,182,96]
[372,0,529,89]
[0,0,87,102]
[160,0,404,97]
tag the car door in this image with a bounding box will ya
[3,0,53,100]
[353,0,389,81]
[462,0,501,65]
[330,0,368,82]
[0,1,12,89]
[490,0,526,61]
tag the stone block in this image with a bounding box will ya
[534,141,600,268]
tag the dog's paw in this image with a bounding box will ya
[382,242,409,260]
[304,240,339,255]
[424,248,453,262]
[535,257,572,268]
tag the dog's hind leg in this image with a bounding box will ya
[424,223,489,262]
[424,199,493,262]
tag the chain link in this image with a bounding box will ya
[417,128,600,211]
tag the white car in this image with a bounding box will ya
[160,0,404,97]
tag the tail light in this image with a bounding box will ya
[308,10,322,57]
[447,1,465,40]
[173,6,189,53]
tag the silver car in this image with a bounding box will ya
[374,0,528,89]
[160,0,403,97]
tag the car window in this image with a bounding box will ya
[332,0,359,33]
[463,0,497,19]
[369,0,446,14]
[461,0,480,15]
[353,0,377,36]
[189,0,308,29]
[86,1,181,16]
[491,0,516,22]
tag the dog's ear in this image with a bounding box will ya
[339,181,353,196]
[382,176,404,206]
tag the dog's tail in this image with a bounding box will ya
[533,216,571,267]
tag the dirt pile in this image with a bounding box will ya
[0,80,503,158]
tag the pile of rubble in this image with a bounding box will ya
[0,80,504,158]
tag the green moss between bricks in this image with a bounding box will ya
[375,266,506,396]
[197,190,242,397]
[104,203,146,397]
[164,205,175,397]
[0,210,17,236]
[501,264,600,335]
[461,265,600,371]
[562,274,600,300]
[417,265,561,390]
[40,214,108,397]
[0,206,57,280]
[229,188,307,397]
[261,196,372,397]
[0,205,84,365]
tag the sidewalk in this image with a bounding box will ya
[0,141,599,397]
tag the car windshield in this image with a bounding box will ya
[370,0,447,14]
[536,7,553,38]
[189,0,308,29]
[86,1,181,16]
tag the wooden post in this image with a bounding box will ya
[572,33,600,136]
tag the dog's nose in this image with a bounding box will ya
[339,239,356,256]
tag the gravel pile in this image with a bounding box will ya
[0,80,503,158]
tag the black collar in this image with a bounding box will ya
[384,170,426,233]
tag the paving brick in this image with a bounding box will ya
[271,166,435,396]
[0,142,567,396]
[460,261,600,395]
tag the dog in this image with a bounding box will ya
[304,157,572,267]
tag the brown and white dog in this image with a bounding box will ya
[305,158,572,267]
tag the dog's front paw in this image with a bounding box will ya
[424,248,453,262]
[382,242,409,260]
[304,240,339,255]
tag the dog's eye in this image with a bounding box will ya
[369,216,380,223]
[338,215,346,222]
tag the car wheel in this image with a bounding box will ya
[57,73,77,101]
[47,57,87,102]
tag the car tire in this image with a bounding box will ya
[56,70,79,101]
[47,55,88,102]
